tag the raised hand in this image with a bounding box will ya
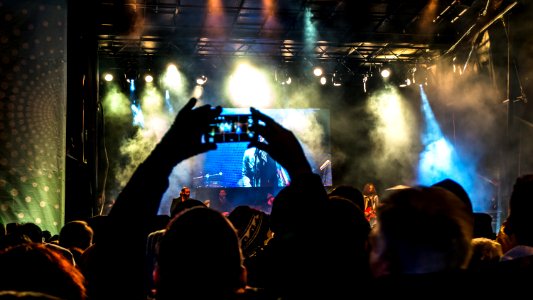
[160,98,222,162]
[248,107,312,179]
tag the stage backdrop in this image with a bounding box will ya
[0,0,67,234]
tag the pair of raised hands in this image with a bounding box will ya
[165,98,311,179]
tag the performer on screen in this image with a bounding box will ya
[241,137,289,187]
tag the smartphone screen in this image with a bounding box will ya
[206,114,254,143]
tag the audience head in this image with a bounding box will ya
[496,220,514,254]
[506,174,533,246]
[473,212,495,239]
[325,196,370,246]
[469,237,502,269]
[270,184,325,235]
[322,196,372,283]
[18,223,43,243]
[6,223,19,235]
[370,186,474,277]
[41,231,52,243]
[156,207,245,299]
[59,221,93,251]
[328,185,364,210]
[228,205,271,258]
[85,216,108,245]
[0,243,86,300]
[169,198,206,218]
[0,233,32,250]
[431,178,473,216]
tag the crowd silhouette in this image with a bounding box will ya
[1,98,532,299]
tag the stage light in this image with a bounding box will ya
[196,75,208,86]
[380,67,391,78]
[163,63,183,90]
[227,61,273,108]
[103,73,113,82]
[332,72,343,87]
[313,67,323,77]
[285,77,292,85]
[144,74,154,83]
[320,76,327,85]
[399,78,412,88]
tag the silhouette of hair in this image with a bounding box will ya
[228,205,271,257]
[0,243,86,300]
[169,198,206,218]
[432,178,473,216]
[322,196,372,286]
[473,212,495,239]
[59,221,93,250]
[469,237,502,269]
[86,216,108,245]
[506,174,533,245]
[377,186,474,273]
[329,185,364,210]
[17,223,43,243]
[156,207,244,299]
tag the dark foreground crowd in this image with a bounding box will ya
[1,98,533,299]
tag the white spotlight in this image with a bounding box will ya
[285,77,292,85]
[227,62,273,108]
[320,76,327,85]
[196,75,208,86]
[381,68,391,78]
[163,64,183,89]
[145,74,154,83]
[103,73,113,82]
[313,67,323,77]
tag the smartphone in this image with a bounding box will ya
[206,114,254,143]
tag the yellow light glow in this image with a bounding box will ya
[368,88,413,148]
[227,62,273,108]
[192,85,204,99]
[141,85,163,114]
[104,73,113,81]
[162,63,186,95]
[163,64,182,87]
[381,68,391,78]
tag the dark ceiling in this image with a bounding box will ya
[95,0,515,76]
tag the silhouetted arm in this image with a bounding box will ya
[109,98,221,224]
[248,107,327,202]
[92,98,221,299]
[245,108,328,296]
